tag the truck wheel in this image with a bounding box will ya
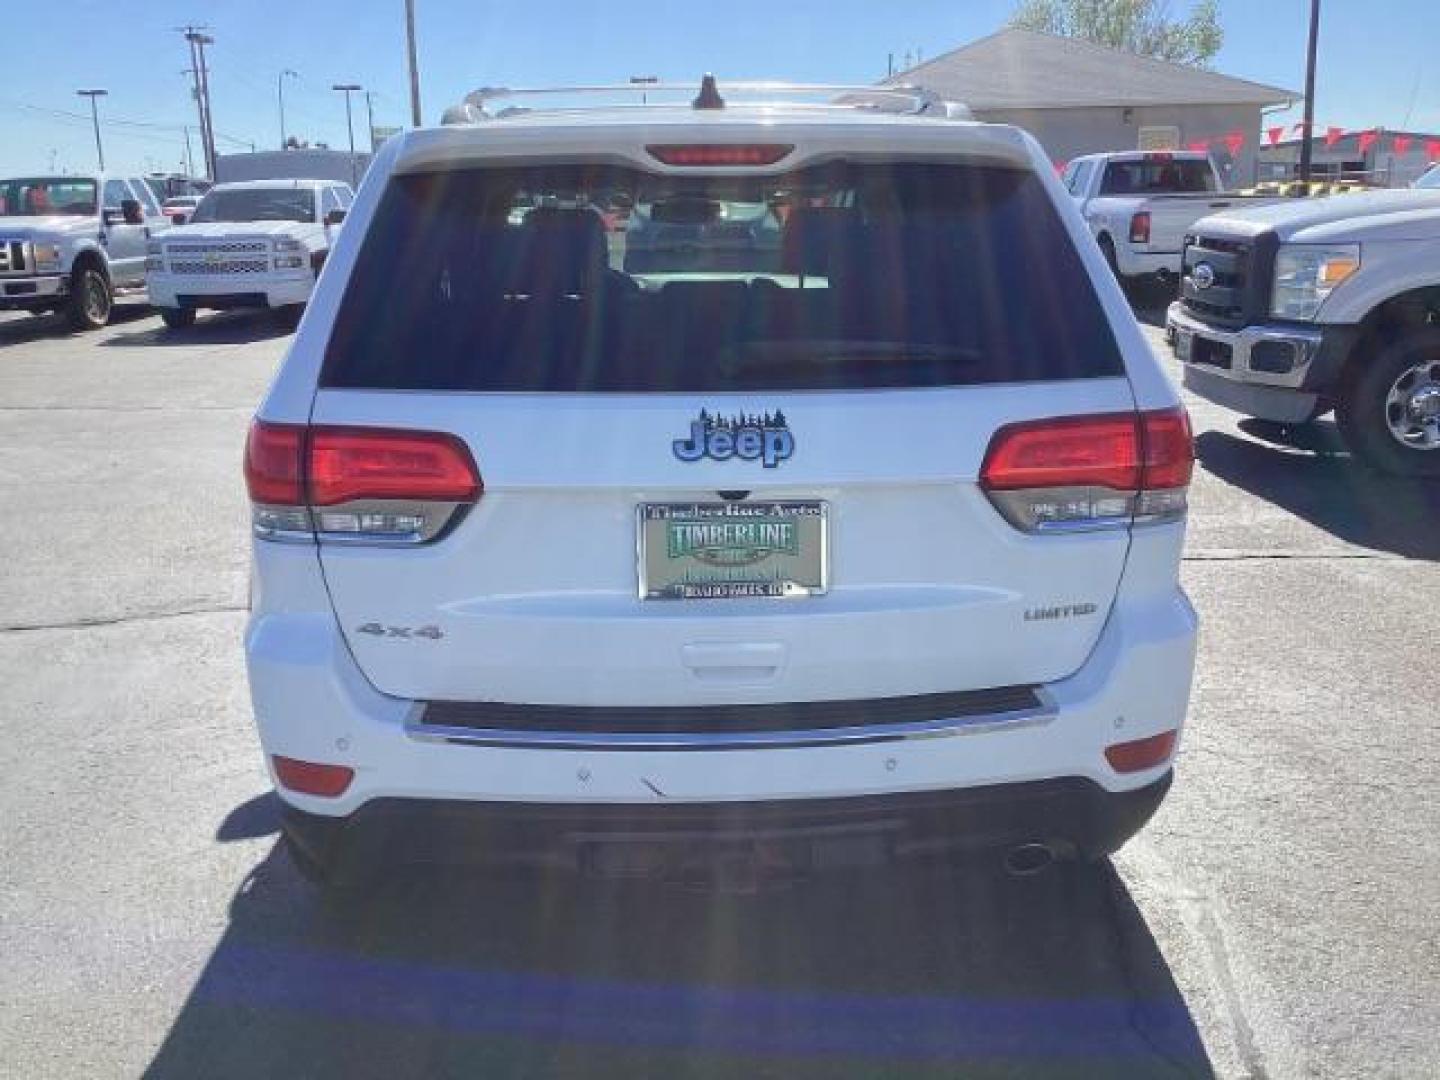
[159,308,196,330]
[65,264,112,331]
[1097,236,1129,288]
[1335,327,1440,478]
[273,304,304,330]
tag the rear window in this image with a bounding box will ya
[323,162,1124,392]
[1099,159,1216,195]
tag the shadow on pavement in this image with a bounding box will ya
[0,304,152,348]
[1125,279,1177,330]
[101,310,292,348]
[1196,427,1440,560]
[145,838,1212,1079]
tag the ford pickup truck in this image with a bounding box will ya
[1169,170,1440,477]
[0,173,165,330]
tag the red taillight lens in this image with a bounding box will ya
[1140,408,1194,490]
[980,408,1193,532]
[646,144,794,166]
[272,755,355,797]
[981,414,1142,492]
[1130,211,1151,244]
[244,420,482,543]
[1104,730,1178,773]
[244,421,305,505]
[307,427,480,506]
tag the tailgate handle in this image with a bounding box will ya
[682,642,786,683]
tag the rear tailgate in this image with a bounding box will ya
[312,381,1136,704]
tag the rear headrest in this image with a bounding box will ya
[502,206,609,294]
[781,206,861,276]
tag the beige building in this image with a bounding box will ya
[885,28,1297,185]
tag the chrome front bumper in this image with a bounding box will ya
[1165,302,1324,390]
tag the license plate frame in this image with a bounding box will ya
[637,500,829,601]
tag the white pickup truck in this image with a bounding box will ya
[1169,167,1440,476]
[0,173,166,330]
[1063,151,1287,286]
[146,179,352,329]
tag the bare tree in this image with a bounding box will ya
[1009,0,1223,67]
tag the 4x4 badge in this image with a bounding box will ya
[672,409,794,468]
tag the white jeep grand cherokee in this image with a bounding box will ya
[243,80,1198,889]
[147,178,352,329]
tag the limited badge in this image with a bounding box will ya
[672,409,794,468]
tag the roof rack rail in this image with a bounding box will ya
[439,74,971,124]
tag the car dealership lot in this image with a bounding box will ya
[0,305,1436,1078]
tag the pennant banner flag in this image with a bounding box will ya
[1392,135,1412,154]
[1223,130,1246,156]
[1324,126,1344,148]
[1185,139,1209,152]
[1267,126,1284,147]
[1427,138,1440,161]
[1356,129,1378,154]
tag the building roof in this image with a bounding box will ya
[886,28,1296,111]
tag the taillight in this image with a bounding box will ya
[979,408,1193,532]
[646,144,794,167]
[244,420,482,544]
[1130,211,1151,245]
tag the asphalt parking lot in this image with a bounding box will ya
[1,297,1436,1079]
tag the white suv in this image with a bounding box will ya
[243,80,1198,889]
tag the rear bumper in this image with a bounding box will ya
[1115,248,1181,278]
[282,772,1173,876]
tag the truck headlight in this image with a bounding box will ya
[33,241,63,271]
[1271,244,1360,321]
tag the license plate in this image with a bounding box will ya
[638,501,829,600]
[1175,329,1194,363]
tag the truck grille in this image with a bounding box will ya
[164,240,269,275]
[0,240,29,275]
[169,259,269,275]
[1180,231,1279,328]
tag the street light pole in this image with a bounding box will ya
[278,69,298,149]
[76,89,108,172]
[364,91,377,152]
[404,0,423,126]
[1298,0,1322,185]
[333,83,362,186]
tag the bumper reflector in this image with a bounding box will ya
[272,755,355,797]
[1104,730,1178,773]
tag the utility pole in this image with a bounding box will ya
[183,126,195,177]
[364,91,377,152]
[404,0,423,126]
[76,89,108,172]
[333,83,362,186]
[179,27,218,179]
[278,69,298,149]
[1298,0,1321,185]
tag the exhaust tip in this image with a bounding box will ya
[1003,842,1055,877]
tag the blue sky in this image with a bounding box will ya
[2,0,1436,176]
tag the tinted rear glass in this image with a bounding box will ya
[1099,160,1216,195]
[323,162,1124,392]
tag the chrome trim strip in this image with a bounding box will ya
[404,702,1056,752]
